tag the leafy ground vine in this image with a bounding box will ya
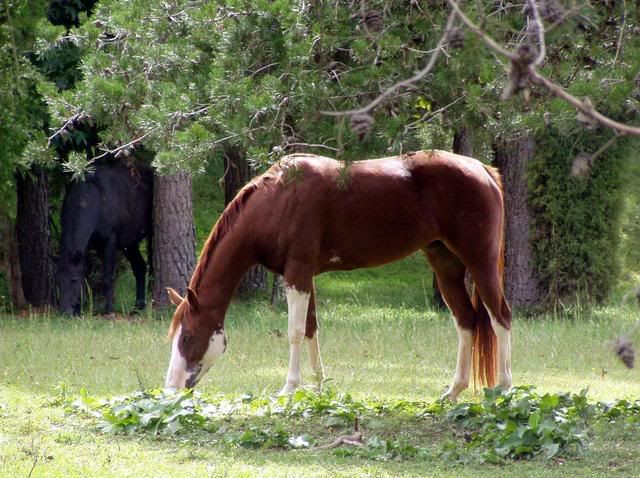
[59,386,640,464]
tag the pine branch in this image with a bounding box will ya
[526,0,546,67]
[320,10,458,117]
[447,0,640,137]
[91,129,156,162]
[283,142,339,153]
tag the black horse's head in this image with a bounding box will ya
[56,249,85,315]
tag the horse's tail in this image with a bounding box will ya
[471,269,499,390]
[471,164,505,389]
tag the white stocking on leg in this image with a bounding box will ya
[279,286,310,395]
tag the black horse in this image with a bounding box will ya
[57,161,153,315]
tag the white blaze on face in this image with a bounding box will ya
[197,330,226,378]
[165,324,188,389]
[164,325,227,389]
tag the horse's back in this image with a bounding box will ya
[253,151,503,272]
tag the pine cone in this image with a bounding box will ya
[350,114,374,141]
[540,0,564,22]
[501,44,535,100]
[613,336,636,369]
[516,43,536,65]
[570,153,593,178]
[525,22,541,58]
[576,98,598,130]
[448,28,465,49]
[114,147,132,160]
[325,61,345,81]
[363,10,383,32]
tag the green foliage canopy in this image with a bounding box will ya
[28,0,640,302]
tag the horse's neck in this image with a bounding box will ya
[193,230,256,311]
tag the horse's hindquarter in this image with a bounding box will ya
[415,151,505,257]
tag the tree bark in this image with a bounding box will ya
[15,166,55,307]
[222,147,268,296]
[0,214,26,308]
[271,274,286,305]
[453,126,474,157]
[152,172,196,307]
[493,133,542,307]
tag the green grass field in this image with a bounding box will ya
[1,254,640,477]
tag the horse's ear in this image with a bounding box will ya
[166,287,184,306]
[186,287,199,312]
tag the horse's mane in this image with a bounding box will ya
[167,170,275,338]
[190,178,264,291]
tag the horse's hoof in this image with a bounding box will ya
[278,384,299,396]
[440,389,459,403]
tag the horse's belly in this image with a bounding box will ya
[319,232,426,272]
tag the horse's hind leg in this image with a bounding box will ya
[124,245,147,311]
[424,242,476,402]
[468,260,512,391]
[305,283,325,390]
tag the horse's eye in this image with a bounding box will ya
[182,335,193,344]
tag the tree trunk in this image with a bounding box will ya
[8,226,27,308]
[453,126,474,157]
[0,215,26,308]
[271,274,286,305]
[223,147,268,296]
[152,172,196,307]
[15,166,55,307]
[493,133,542,307]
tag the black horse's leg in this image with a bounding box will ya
[124,245,146,311]
[102,234,118,314]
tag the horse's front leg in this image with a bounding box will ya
[102,234,117,315]
[279,280,312,395]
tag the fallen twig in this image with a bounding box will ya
[314,431,364,450]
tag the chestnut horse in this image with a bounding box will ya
[165,151,512,401]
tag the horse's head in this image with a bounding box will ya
[56,250,84,315]
[164,287,227,389]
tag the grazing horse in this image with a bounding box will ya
[57,161,152,315]
[165,151,512,401]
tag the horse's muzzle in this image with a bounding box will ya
[184,364,202,389]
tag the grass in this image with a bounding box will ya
[1,254,640,476]
[2,165,640,476]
